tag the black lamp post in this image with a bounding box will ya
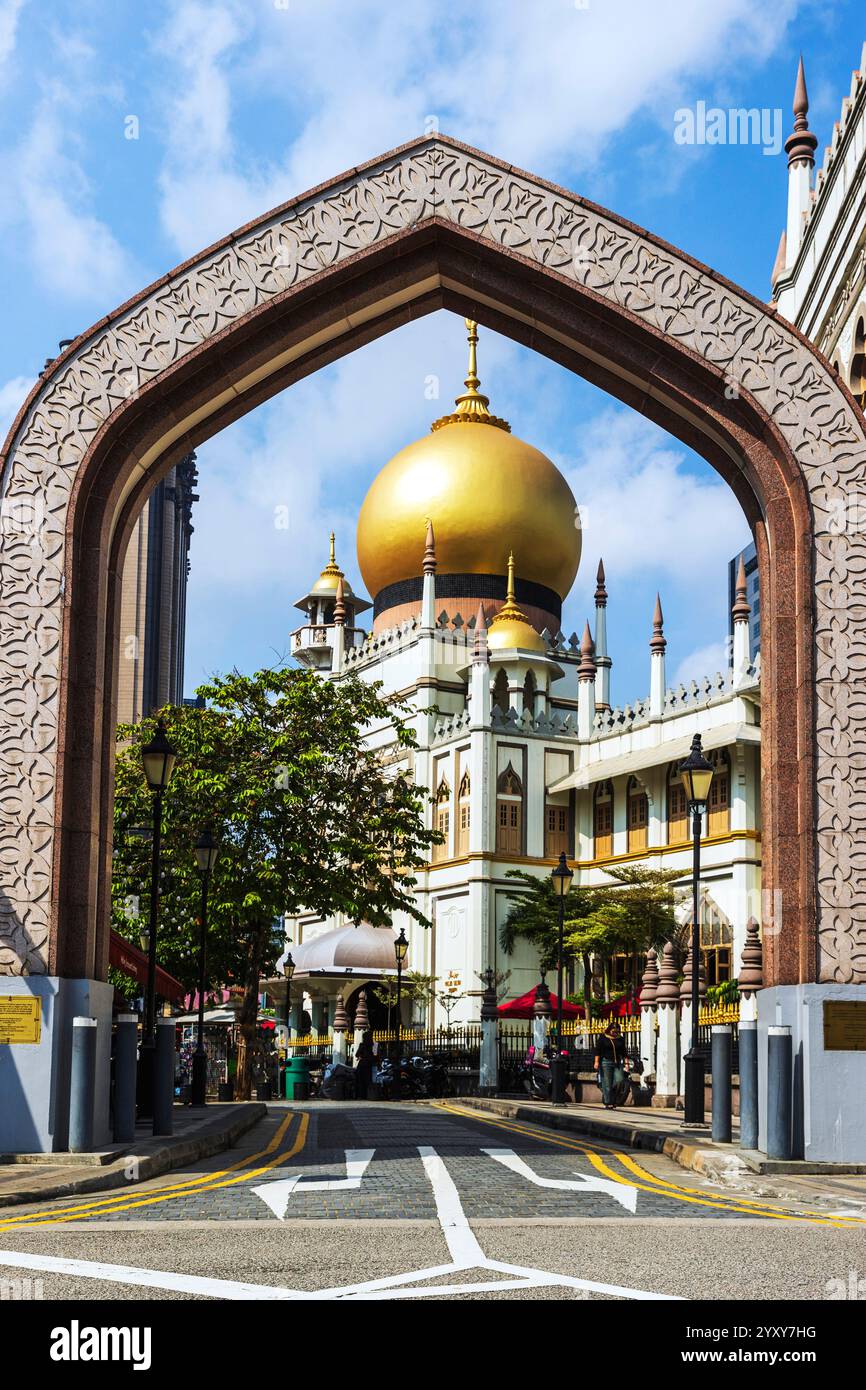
[282,953,295,1100]
[191,825,219,1107]
[550,852,574,1105]
[679,733,714,1124]
[137,719,177,1116]
[392,927,409,1101]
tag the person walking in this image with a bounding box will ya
[594,1021,629,1109]
[354,1031,374,1100]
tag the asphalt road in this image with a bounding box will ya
[1,1101,864,1301]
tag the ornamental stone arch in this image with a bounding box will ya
[2,133,865,994]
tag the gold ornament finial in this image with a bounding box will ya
[487,549,546,653]
[329,531,336,565]
[431,318,511,433]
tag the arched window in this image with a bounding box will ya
[707,749,730,835]
[667,762,688,845]
[456,769,471,856]
[522,669,537,716]
[699,895,733,985]
[627,776,648,852]
[593,780,613,859]
[432,775,450,863]
[496,762,523,855]
[493,669,509,713]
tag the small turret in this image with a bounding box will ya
[594,558,612,711]
[291,532,371,670]
[649,593,666,718]
[783,56,817,271]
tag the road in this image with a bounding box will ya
[1,1101,864,1301]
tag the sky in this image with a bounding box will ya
[0,0,862,703]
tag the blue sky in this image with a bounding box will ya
[0,0,862,703]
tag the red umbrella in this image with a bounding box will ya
[497,986,583,1019]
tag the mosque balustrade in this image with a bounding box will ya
[292,623,366,654]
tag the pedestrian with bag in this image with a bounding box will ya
[594,1021,629,1109]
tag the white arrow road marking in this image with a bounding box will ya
[482,1147,639,1214]
[252,1149,376,1220]
[0,1146,678,1300]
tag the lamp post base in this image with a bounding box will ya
[550,1054,568,1106]
[683,1050,705,1125]
[191,1050,207,1107]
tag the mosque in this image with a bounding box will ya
[282,321,762,1034]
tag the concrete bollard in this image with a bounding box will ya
[767,1024,793,1161]
[113,1014,139,1143]
[711,1025,732,1143]
[479,1018,499,1095]
[69,1017,98,1153]
[153,1019,176,1137]
[739,1019,758,1151]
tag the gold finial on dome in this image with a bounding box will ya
[310,530,345,596]
[431,320,511,433]
[487,551,546,653]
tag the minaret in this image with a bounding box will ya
[649,593,666,718]
[421,519,436,629]
[784,56,817,270]
[330,576,346,674]
[593,559,611,712]
[469,602,490,727]
[731,554,751,683]
[577,619,596,740]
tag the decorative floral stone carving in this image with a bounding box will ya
[1,136,864,980]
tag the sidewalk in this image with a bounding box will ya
[0,1103,266,1208]
[457,1095,866,1183]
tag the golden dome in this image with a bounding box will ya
[310,534,355,598]
[356,321,580,602]
[487,553,547,653]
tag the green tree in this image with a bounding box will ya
[500,865,681,1010]
[113,666,439,1098]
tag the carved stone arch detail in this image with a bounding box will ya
[0,133,863,984]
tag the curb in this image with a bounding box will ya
[454,1097,865,1186]
[0,1104,267,1209]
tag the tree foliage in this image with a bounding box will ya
[499,864,682,1002]
[112,665,439,1095]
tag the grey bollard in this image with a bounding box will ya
[767,1024,793,1160]
[153,1019,176,1137]
[738,1019,758,1151]
[69,1016,98,1153]
[711,1025,732,1143]
[113,1014,139,1143]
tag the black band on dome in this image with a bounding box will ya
[373,573,562,622]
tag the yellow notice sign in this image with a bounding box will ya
[0,996,41,1044]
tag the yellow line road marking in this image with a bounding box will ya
[435,1103,865,1228]
[0,1110,308,1231]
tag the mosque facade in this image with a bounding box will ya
[284,322,762,1032]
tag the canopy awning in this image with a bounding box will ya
[109,930,186,1004]
[547,721,760,794]
[498,987,583,1019]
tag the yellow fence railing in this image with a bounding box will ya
[698,1004,740,1025]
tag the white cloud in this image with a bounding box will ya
[0,373,33,443]
[151,0,805,257]
[0,0,24,74]
[672,641,732,689]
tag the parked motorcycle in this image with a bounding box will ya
[320,1061,357,1100]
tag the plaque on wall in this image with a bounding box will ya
[0,995,41,1044]
[823,1001,866,1051]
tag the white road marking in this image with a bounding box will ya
[482,1147,639,1214]
[0,1145,679,1301]
[252,1149,376,1220]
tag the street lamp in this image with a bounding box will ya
[138,718,177,1118]
[191,825,219,1107]
[282,952,295,1100]
[394,928,409,1047]
[679,733,714,1124]
[550,852,574,1105]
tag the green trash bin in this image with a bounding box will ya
[285,1055,310,1100]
